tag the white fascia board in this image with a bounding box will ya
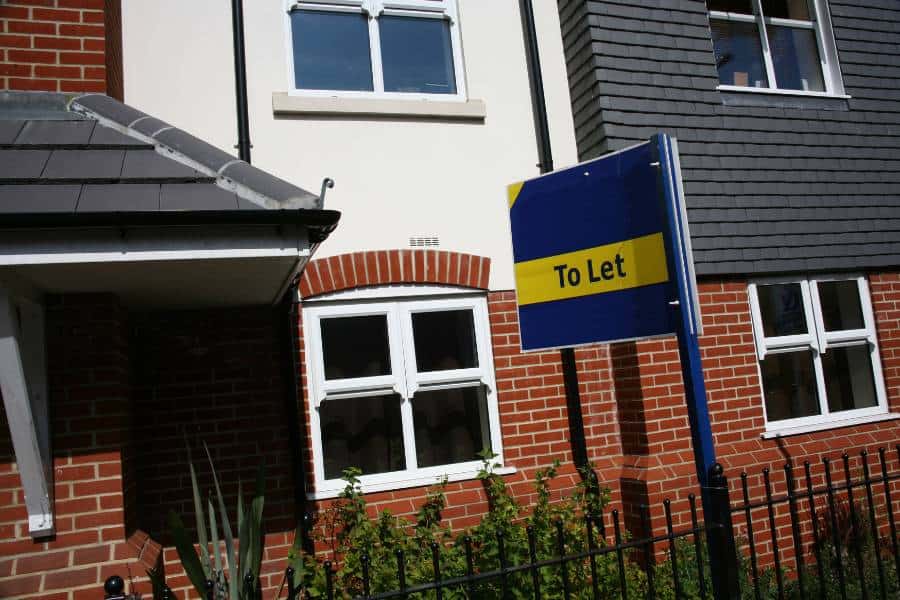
[0,287,53,538]
[0,225,310,266]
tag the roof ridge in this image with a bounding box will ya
[69,94,323,211]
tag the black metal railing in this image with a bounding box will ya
[104,446,900,600]
[732,446,900,600]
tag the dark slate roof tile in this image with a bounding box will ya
[121,149,203,179]
[0,184,80,212]
[14,120,96,145]
[78,184,160,212]
[0,149,51,178]
[71,93,147,127]
[0,120,26,144]
[88,123,150,147]
[42,149,124,179]
[220,161,318,206]
[160,183,239,211]
[154,128,236,172]
[130,116,170,138]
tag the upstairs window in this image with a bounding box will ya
[286,0,466,100]
[708,0,844,95]
[748,276,888,434]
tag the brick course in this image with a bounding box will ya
[2,265,899,598]
[0,0,119,95]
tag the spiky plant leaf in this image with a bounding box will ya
[146,567,166,600]
[209,495,223,597]
[168,509,209,599]
[185,437,212,578]
[204,442,239,600]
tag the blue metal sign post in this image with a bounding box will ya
[508,134,739,599]
[653,134,740,600]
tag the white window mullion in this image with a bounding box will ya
[753,0,778,88]
[367,0,386,93]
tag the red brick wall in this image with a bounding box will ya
[130,306,299,596]
[0,0,116,94]
[0,294,149,599]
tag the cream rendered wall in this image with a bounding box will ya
[121,0,578,290]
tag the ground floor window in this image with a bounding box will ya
[303,292,502,495]
[748,275,888,433]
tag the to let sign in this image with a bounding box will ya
[507,138,696,351]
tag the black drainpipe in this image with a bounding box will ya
[231,0,252,163]
[519,0,591,475]
[280,286,313,553]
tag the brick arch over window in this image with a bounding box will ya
[299,250,491,298]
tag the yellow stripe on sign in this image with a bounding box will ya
[514,232,669,306]
[507,181,524,209]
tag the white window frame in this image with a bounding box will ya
[283,0,468,102]
[709,0,846,97]
[302,292,505,497]
[748,274,889,436]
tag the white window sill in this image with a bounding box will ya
[762,412,900,439]
[307,465,517,500]
[272,92,487,121]
[716,84,850,99]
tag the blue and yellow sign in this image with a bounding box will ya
[508,141,676,351]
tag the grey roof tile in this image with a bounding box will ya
[130,117,170,138]
[42,149,124,180]
[121,149,203,179]
[71,93,147,127]
[0,121,26,144]
[78,184,160,212]
[154,128,236,172]
[14,120,96,145]
[220,161,318,207]
[89,123,150,147]
[0,149,51,178]
[160,183,239,211]
[0,184,81,212]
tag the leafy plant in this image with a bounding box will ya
[162,440,266,600]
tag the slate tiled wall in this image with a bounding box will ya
[558,0,900,276]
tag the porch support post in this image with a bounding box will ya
[0,286,53,537]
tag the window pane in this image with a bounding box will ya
[320,394,405,479]
[823,346,878,413]
[757,283,807,337]
[760,350,821,421]
[711,20,769,88]
[413,386,491,468]
[708,0,753,13]
[379,16,457,94]
[767,25,825,91]
[321,315,390,379]
[412,310,478,371]
[761,0,811,20]
[818,281,865,331]
[291,10,374,91]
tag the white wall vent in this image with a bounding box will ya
[409,236,440,248]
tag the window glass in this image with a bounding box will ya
[711,20,769,88]
[379,16,457,94]
[818,281,865,331]
[321,315,391,379]
[767,25,825,91]
[760,350,820,421]
[757,283,807,337]
[761,0,811,20]
[413,386,490,468]
[291,11,374,91]
[320,394,405,479]
[412,309,478,371]
[708,0,754,13]
[822,346,878,413]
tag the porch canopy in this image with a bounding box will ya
[0,91,340,537]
